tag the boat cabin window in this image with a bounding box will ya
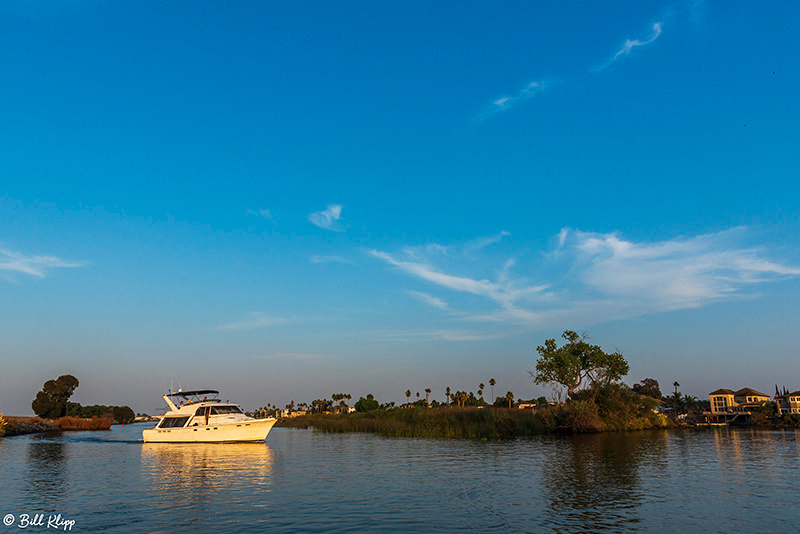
[210,406,242,415]
[158,416,190,428]
[195,407,206,416]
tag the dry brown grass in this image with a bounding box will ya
[53,415,113,431]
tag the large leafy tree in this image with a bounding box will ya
[31,375,80,419]
[632,378,662,399]
[530,331,629,398]
[354,394,379,412]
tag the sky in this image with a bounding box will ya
[2,1,800,415]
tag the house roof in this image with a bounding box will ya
[709,388,734,395]
[734,387,770,398]
[776,390,800,398]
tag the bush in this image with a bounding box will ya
[570,382,665,431]
[0,413,17,436]
[112,406,135,424]
[354,394,380,412]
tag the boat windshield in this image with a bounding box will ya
[158,416,190,428]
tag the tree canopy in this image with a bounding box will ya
[31,375,79,419]
[632,378,662,399]
[530,330,629,398]
[354,394,380,412]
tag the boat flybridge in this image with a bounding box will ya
[142,389,276,443]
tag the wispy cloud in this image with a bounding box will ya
[478,14,669,119]
[0,247,85,279]
[370,228,800,333]
[480,80,553,119]
[430,330,500,342]
[216,312,290,331]
[246,208,273,219]
[465,231,510,256]
[310,255,353,265]
[369,246,546,324]
[251,352,325,361]
[308,204,346,232]
[567,228,800,311]
[594,22,662,71]
[407,290,448,309]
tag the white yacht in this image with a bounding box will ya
[142,389,276,443]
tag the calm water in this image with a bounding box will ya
[1,424,799,532]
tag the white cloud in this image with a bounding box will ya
[0,247,85,278]
[246,208,273,219]
[308,204,345,232]
[216,312,290,331]
[568,228,800,311]
[430,330,500,342]
[310,255,353,265]
[595,22,662,71]
[465,231,510,255]
[251,352,324,361]
[370,228,800,333]
[480,80,553,119]
[369,248,547,325]
[407,290,448,309]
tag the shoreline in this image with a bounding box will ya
[0,415,115,437]
[277,406,800,440]
[0,416,57,437]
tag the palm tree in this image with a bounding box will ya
[477,389,483,401]
[479,383,485,399]
[416,392,420,402]
[489,378,496,401]
[506,391,514,408]
[405,390,411,405]
[446,386,451,405]
[673,381,680,395]
[425,388,431,406]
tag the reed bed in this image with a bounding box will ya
[280,407,548,439]
[279,385,671,439]
[53,416,113,431]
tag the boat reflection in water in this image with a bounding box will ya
[141,442,275,515]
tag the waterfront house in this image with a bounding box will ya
[709,388,771,414]
[774,391,800,414]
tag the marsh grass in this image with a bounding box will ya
[280,406,546,439]
[53,415,113,431]
[279,384,671,439]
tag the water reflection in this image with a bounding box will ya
[141,443,275,516]
[24,434,69,510]
[540,431,669,532]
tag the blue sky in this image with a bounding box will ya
[2,1,800,414]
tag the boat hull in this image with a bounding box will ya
[142,418,277,443]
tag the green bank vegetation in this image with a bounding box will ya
[279,330,670,438]
[280,382,669,438]
[28,375,134,429]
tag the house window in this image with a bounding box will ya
[713,397,728,412]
